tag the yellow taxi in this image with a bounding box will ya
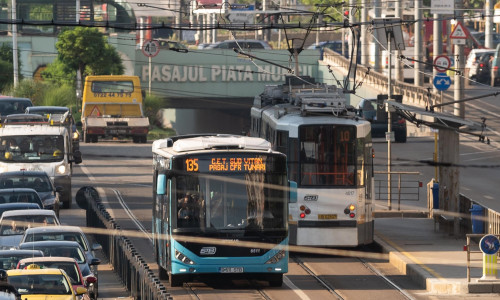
[7,267,87,299]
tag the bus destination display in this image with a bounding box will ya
[185,156,266,173]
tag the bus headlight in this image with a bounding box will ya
[175,249,196,265]
[265,250,286,264]
[56,165,66,175]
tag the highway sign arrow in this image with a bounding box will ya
[433,72,451,91]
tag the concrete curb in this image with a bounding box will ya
[374,234,468,294]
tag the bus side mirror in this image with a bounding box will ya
[289,181,297,203]
[157,174,166,195]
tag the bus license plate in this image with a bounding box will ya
[220,267,244,273]
[318,214,337,220]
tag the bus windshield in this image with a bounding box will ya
[299,125,356,187]
[172,154,288,232]
[0,135,65,163]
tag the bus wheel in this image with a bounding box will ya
[268,274,283,287]
[169,273,183,287]
[158,266,168,280]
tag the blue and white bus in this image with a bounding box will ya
[250,77,374,247]
[152,135,293,287]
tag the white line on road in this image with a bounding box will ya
[112,189,153,242]
[283,276,312,300]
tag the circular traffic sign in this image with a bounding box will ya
[142,40,160,58]
[434,55,451,73]
[479,235,500,255]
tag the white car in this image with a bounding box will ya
[205,40,272,50]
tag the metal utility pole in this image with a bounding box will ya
[387,31,393,211]
[433,12,443,94]
[373,0,381,72]
[485,0,494,49]
[11,0,18,88]
[414,0,423,86]
[454,3,465,119]
[360,4,368,65]
[395,0,402,82]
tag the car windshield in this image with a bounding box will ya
[23,232,87,251]
[29,246,86,264]
[0,191,42,206]
[0,135,65,163]
[0,175,52,192]
[0,215,58,236]
[0,254,41,270]
[8,274,72,295]
[18,262,81,284]
[0,100,31,116]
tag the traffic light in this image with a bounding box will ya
[343,10,349,27]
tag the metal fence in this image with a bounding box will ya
[374,171,421,210]
[78,186,172,300]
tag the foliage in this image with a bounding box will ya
[0,59,13,92]
[3,79,45,105]
[41,58,76,86]
[148,125,176,141]
[143,93,164,126]
[54,27,124,78]
[41,84,76,107]
[0,43,13,63]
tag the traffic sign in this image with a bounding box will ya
[479,235,500,255]
[450,22,468,39]
[142,40,160,58]
[433,73,451,91]
[434,55,451,72]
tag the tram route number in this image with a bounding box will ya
[219,267,244,273]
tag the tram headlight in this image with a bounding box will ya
[175,249,196,265]
[265,250,286,264]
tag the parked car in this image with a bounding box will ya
[205,39,272,50]
[25,106,80,151]
[17,256,94,300]
[7,268,88,299]
[0,97,33,117]
[475,52,494,84]
[357,98,407,143]
[18,240,100,299]
[156,39,188,53]
[0,114,46,125]
[307,40,347,55]
[465,48,495,80]
[0,203,41,218]
[489,43,500,86]
[0,209,60,249]
[0,249,43,270]
[0,171,61,216]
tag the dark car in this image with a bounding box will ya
[0,249,44,270]
[358,98,407,143]
[476,52,494,84]
[307,41,347,55]
[1,113,46,125]
[0,171,61,217]
[0,203,41,218]
[0,97,33,117]
[18,240,100,299]
[0,188,44,208]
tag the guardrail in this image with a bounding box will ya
[465,233,500,283]
[322,49,442,109]
[77,186,172,300]
[374,171,421,210]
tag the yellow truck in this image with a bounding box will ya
[81,75,149,143]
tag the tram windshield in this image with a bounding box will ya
[172,155,288,232]
[299,125,356,187]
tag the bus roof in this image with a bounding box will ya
[153,135,272,154]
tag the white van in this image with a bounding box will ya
[0,124,82,208]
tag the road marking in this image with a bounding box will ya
[79,163,96,182]
[283,276,312,300]
[112,189,152,242]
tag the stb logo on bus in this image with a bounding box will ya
[200,247,216,255]
[304,195,318,201]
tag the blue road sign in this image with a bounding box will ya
[479,235,500,255]
[433,72,451,91]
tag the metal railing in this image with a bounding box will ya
[374,171,421,210]
[79,186,172,300]
[465,234,500,283]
